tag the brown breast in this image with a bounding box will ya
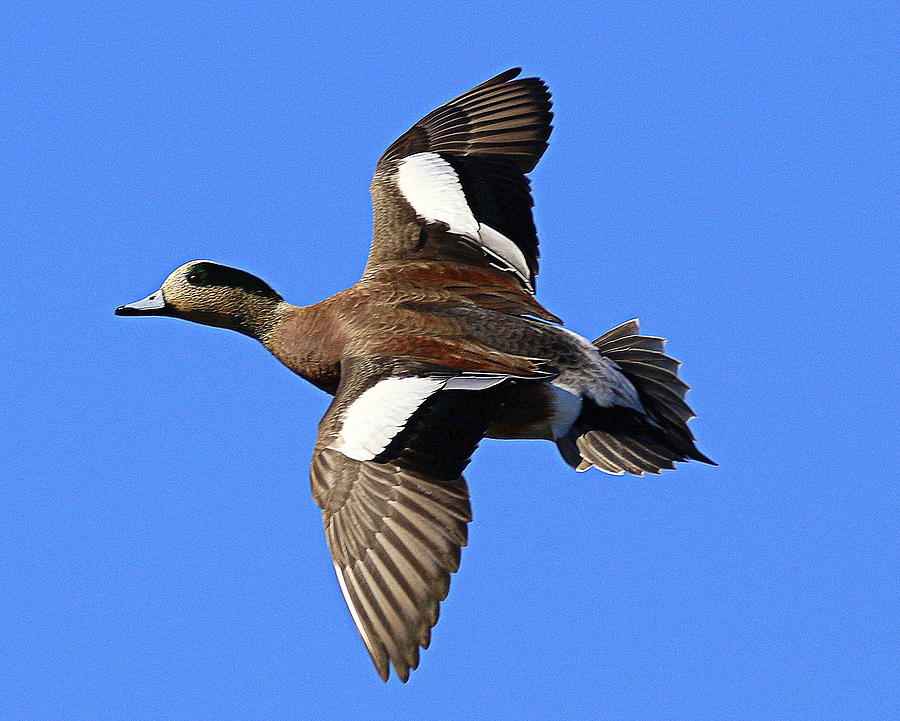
[264,261,559,394]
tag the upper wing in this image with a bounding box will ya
[367,68,553,293]
[310,357,518,681]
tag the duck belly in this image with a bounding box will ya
[486,381,581,441]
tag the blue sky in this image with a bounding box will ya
[2,2,896,719]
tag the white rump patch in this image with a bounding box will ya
[396,152,531,286]
[332,376,447,461]
[549,383,583,439]
[553,326,645,413]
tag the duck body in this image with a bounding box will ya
[265,260,651,446]
[116,69,714,682]
[265,260,555,392]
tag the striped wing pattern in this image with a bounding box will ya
[379,67,553,171]
[310,358,515,681]
[312,449,470,681]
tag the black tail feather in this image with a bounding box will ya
[557,319,715,475]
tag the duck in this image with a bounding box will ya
[116,68,714,682]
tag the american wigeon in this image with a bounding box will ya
[117,68,714,682]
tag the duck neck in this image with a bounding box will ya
[259,300,347,394]
[234,296,287,341]
[185,295,286,341]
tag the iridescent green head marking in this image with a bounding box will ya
[183,261,280,299]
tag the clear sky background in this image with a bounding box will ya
[2,2,896,720]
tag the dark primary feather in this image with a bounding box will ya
[379,67,553,172]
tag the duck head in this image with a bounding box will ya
[115,260,283,338]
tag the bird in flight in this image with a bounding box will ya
[117,68,714,682]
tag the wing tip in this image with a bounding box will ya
[485,67,523,86]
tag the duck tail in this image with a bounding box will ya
[556,319,715,475]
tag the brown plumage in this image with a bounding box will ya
[116,69,714,682]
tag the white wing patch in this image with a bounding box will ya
[396,153,478,237]
[331,376,448,461]
[477,223,531,281]
[330,372,512,462]
[395,152,531,286]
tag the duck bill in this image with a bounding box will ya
[115,289,169,316]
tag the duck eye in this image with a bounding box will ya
[186,270,206,285]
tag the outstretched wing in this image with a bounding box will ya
[367,68,553,292]
[310,356,520,681]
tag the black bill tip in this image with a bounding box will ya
[115,304,143,316]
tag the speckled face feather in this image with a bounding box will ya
[140,261,285,337]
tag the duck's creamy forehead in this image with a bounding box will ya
[165,260,217,280]
[176,259,216,272]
